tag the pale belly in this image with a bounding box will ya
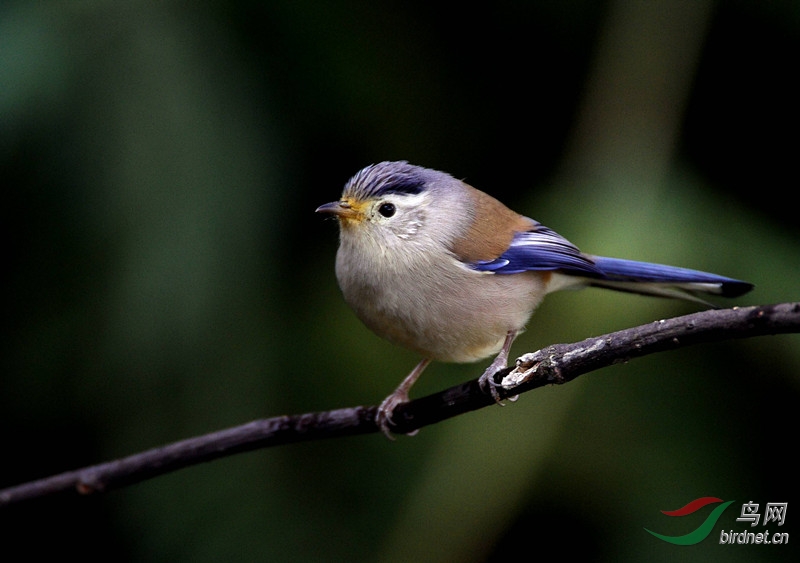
[339,265,547,363]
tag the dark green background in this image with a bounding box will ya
[2,1,797,561]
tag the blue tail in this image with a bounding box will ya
[590,256,753,300]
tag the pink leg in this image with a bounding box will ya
[478,330,517,402]
[377,358,431,438]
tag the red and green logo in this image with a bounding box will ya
[645,497,735,545]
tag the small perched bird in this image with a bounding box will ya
[316,161,752,436]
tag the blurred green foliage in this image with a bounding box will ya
[2,1,798,561]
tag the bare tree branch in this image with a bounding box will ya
[2,302,798,507]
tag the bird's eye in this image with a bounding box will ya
[378,203,396,218]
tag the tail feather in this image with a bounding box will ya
[589,256,753,303]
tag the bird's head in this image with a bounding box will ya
[316,161,460,250]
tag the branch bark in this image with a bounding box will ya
[2,302,798,507]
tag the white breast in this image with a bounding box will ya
[335,233,548,363]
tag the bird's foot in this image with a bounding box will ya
[375,358,430,439]
[376,390,418,439]
[478,357,519,405]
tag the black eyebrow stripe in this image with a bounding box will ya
[376,176,425,196]
[344,161,429,200]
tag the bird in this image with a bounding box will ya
[316,161,753,436]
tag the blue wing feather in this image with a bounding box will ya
[471,227,602,276]
[470,225,752,299]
